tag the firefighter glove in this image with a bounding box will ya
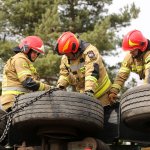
[44,84,51,90]
[57,85,66,91]
[108,92,117,104]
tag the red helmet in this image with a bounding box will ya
[122,30,148,52]
[19,36,45,54]
[55,32,79,55]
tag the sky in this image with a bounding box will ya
[110,0,150,37]
[108,0,149,85]
[108,0,150,58]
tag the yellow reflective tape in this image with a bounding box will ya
[122,61,127,67]
[145,57,150,63]
[145,63,150,69]
[136,66,143,72]
[23,62,29,67]
[85,76,98,87]
[18,70,32,78]
[111,84,122,90]
[29,65,37,74]
[129,39,139,47]
[80,67,85,73]
[119,67,130,73]
[95,78,111,98]
[2,90,25,95]
[62,40,70,52]
[38,82,45,91]
[85,76,97,82]
[59,76,69,83]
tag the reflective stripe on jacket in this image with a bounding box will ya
[94,74,111,98]
[111,50,150,94]
[2,52,49,96]
[57,44,112,98]
[2,87,30,95]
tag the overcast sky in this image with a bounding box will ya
[110,0,150,38]
[107,0,149,85]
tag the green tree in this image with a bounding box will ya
[0,0,140,87]
[0,41,16,62]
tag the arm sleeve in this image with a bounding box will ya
[144,53,150,83]
[15,58,50,91]
[57,56,70,88]
[110,55,131,94]
[84,48,101,92]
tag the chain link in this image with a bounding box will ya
[0,88,59,142]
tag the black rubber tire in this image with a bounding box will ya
[120,84,150,131]
[0,110,7,137]
[11,90,103,145]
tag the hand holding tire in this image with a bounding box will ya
[108,92,117,104]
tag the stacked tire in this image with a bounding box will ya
[120,84,150,132]
[11,90,104,145]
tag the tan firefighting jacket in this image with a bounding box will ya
[110,50,150,94]
[57,44,112,106]
[1,52,50,110]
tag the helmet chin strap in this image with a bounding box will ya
[132,50,142,58]
[68,50,82,60]
[27,50,33,62]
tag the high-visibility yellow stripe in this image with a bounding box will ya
[95,78,111,98]
[62,40,70,52]
[80,67,85,73]
[85,76,98,87]
[29,65,37,74]
[131,65,143,72]
[85,76,97,82]
[2,90,26,95]
[136,66,142,69]
[18,70,32,78]
[145,63,150,69]
[93,74,111,98]
[145,57,150,63]
[131,65,136,71]
[129,39,139,46]
[38,82,45,91]
[2,87,28,92]
[59,76,69,83]
[111,83,121,90]
[119,67,130,73]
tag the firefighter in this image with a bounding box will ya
[1,36,51,112]
[109,29,150,102]
[54,31,112,106]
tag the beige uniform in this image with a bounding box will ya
[57,44,112,106]
[1,52,50,110]
[110,50,150,94]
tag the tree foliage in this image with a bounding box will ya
[0,0,140,88]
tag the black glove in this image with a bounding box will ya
[57,85,66,91]
[84,90,94,97]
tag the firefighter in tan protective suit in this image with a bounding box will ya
[0,36,50,112]
[54,32,112,106]
[109,29,150,102]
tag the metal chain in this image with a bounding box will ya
[0,88,59,142]
[0,115,12,142]
[0,94,22,142]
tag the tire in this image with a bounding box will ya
[11,90,104,145]
[120,84,150,131]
